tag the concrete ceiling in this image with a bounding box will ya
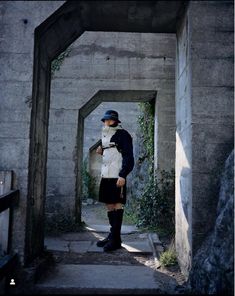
[78,0,188,33]
[36,0,188,59]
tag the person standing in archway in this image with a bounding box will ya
[96,110,134,252]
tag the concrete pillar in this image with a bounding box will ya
[0,0,64,264]
[155,87,176,173]
[175,0,234,277]
[47,31,176,228]
[175,4,193,276]
[190,0,234,252]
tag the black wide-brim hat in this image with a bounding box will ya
[101,110,121,123]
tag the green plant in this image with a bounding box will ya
[82,158,97,200]
[123,208,138,225]
[160,249,177,267]
[51,47,71,77]
[136,169,175,234]
[127,101,175,235]
[137,102,154,174]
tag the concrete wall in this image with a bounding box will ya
[46,32,176,227]
[190,0,234,252]
[88,143,101,200]
[2,1,232,275]
[175,3,193,276]
[0,0,65,262]
[175,0,234,277]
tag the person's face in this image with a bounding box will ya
[104,119,116,126]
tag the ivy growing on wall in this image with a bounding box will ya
[134,101,175,235]
[24,47,72,129]
[137,169,175,235]
[137,102,155,175]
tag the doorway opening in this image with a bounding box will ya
[25,0,179,264]
[43,30,175,238]
[45,89,157,236]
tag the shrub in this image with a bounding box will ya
[136,169,175,234]
[131,102,175,235]
[160,249,177,267]
[51,47,71,77]
[82,158,97,200]
[137,102,154,175]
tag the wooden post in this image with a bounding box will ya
[0,171,12,256]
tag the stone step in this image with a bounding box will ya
[35,264,167,294]
[85,224,139,234]
[45,238,153,255]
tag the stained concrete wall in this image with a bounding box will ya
[47,32,176,227]
[0,0,65,262]
[175,0,234,277]
[190,0,234,254]
[175,4,193,276]
[1,1,232,276]
[88,143,101,200]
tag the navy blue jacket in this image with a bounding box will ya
[110,129,134,178]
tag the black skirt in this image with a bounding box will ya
[99,178,127,204]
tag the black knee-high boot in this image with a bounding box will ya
[103,209,123,252]
[96,210,114,247]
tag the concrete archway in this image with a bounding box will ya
[25,0,185,266]
[75,90,157,222]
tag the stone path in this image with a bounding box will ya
[34,204,186,294]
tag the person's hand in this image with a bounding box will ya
[96,146,103,155]
[116,177,125,187]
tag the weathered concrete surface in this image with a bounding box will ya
[122,241,153,254]
[35,227,179,294]
[0,1,233,283]
[189,150,234,295]
[7,201,184,295]
[175,3,193,277]
[27,0,180,265]
[87,242,104,253]
[0,0,65,264]
[85,224,138,234]
[46,237,154,255]
[44,237,70,252]
[175,0,234,277]
[46,31,176,229]
[35,264,165,294]
[80,90,157,213]
[190,0,234,255]
[69,241,93,254]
